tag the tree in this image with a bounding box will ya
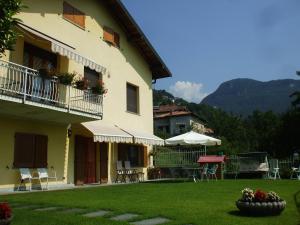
[0,0,23,56]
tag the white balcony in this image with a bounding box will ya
[0,59,103,123]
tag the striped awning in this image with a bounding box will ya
[82,122,133,144]
[17,23,107,74]
[120,128,165,146]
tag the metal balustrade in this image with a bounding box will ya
[154,150,206,167]
[0,59,103,118]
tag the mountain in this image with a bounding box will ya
[201,78,300,116]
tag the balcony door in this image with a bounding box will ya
[74,135,97,185]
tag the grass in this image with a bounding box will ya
[1,179,300,225]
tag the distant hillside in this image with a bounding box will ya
[201,78,300,116]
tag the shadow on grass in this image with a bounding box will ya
[228,210,281,218]
[142,179,188,184]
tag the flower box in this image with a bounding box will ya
[236,188,286,216]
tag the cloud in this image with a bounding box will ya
[169,81,208,103]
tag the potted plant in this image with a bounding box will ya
[236,188,286,216]
[91,80,107,95]
[57,72,76,85]
[0,202,12,225]
[74,77,88,90]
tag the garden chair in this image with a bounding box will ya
[290,165,300,180]
[17,168,38,191]
[115,161,126,183]
[34,168,58,190]
[200,163,209,181]
[207,164,218,181]
[268,159,280,180]
[124,161,138,182]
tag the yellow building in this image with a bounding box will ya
[0,0,171,191]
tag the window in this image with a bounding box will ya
[23,43,57,71]
[127,83,139,114]
[63,1,85,29]
[103,26,120,48]
[118,144,147,167]
[14,133,48,168]
[84,67,101,88]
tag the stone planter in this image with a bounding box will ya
[236,200,286,216]
[0,217,13,225]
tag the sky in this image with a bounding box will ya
[121,0,300,103]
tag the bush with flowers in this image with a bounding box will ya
[91,80,108,95]
[0,202,12,224]
[236,188,286,215]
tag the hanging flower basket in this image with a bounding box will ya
[236,188,286,216]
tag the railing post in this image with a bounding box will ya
[23,68,28,103]
[67,85,71,112]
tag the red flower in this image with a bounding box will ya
[0,202,12,220]
[254,189,267,202]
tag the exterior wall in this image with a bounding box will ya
[15,0,154,134]
[0,116,68,190]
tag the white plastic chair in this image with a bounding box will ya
[115,161,126,183]
[291,165,300,180]
[124,161,138,182]
[36,168,57,190]
[207,164,219,181]
[200,164,209,181]
[268,159,280,179]
[17,168,37,191]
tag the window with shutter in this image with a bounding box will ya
[63,1,85,29]
[103,26,120,48]
[14,133,35,168]
[34,135,48,168]
[14,133,48,168]
[127,83,139,114]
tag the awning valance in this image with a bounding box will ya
[16,23,107,74]
[82,122,133,144]
[121,128,165,146]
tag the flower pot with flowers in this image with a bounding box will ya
[91,80,107,95]
[0,202,12,225]
[236,188,286,216]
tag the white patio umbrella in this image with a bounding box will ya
[165,131,221,146]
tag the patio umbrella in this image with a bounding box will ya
[165,131,221,146]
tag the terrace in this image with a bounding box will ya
[0,59,103,123]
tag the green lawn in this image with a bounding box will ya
[1,180,300,225]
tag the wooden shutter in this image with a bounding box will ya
[75,136,87,185]
[34,135,48,168]
[63,1,85,29]
[14,133,35,168]
[113,32,120,47]
[143,146,148,167]
[73,7,85,28]
[103,26,115,44]
[103,26,120,47]
[63,1,74,21]
[127,83,138,113]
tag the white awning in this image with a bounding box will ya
[121,128,165,146]
[17,23,107,74]
[82,122,133,143]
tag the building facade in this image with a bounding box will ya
[154,105,210,137]
[0,0,170,191]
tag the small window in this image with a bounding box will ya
[103,26,120,48]
[118,144,147,167]
[127,83,139,114]
[63,1,85,29]
[14,133,48,168]
[84,67,101,88]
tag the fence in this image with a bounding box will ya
[0,59,103,117]
[154,148,206,168]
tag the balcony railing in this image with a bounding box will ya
[0,59,103,118]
